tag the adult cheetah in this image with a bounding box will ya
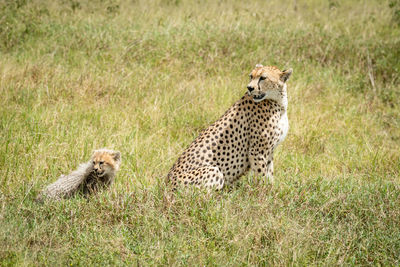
[167,64,292,190]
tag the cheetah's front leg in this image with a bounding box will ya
[249,153,274,183]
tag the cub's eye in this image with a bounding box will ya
[92,161,95,165]
[259,76,266,81]
[99,161,104,165]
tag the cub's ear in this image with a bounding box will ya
[280,68,293,82]
[112,151,121,162]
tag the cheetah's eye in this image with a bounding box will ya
[249,74,253,80]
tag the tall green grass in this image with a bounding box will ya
[1,0,399,265]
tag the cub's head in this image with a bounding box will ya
[91,149,121,177]
[247,64,292,103]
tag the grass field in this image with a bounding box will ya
[1,0,400,265]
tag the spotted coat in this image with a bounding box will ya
[167,65,292,190]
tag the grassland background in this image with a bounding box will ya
[0,0,400,265]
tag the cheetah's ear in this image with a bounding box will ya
[280,68,293,82]
[255,64,263,68]
[112,151,121,162]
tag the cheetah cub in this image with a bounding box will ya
[167,64,292,190]
[37,149,121,201]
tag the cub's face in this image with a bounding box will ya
[91,149,121,177]
[247,64,292,103]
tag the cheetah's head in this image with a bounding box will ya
[91,148,121,177]
[247,64,292,103]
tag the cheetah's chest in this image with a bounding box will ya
[277,112,289,146]
[252,104,288,150]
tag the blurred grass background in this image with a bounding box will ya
[0,0,399,265]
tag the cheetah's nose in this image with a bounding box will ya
[247,86,254,92]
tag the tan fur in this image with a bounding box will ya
[37,149,121,201]
[250,65,282,82]
[166,65,292,190]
